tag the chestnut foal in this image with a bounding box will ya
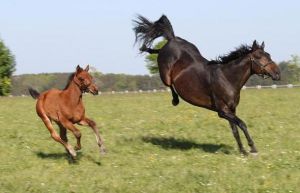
[29,65,105,158]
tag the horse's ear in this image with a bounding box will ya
[84,65,89,72]
[261,41,265,50]
[252,40,259,50]
[76,65,83,73]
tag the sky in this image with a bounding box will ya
[1,0,300,75]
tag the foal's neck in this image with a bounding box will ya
[64,81,83,103]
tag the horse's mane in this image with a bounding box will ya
[64,73,75,90]
[209,44,253,65]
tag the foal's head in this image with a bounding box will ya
[73,65,99,95]
[249,40,280,80]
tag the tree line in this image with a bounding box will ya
[1,38,300,96]
[11,73,165,96]
[11,56,300,96]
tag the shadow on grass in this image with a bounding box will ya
[36,151,102,165]
[142,136,233,154]
[35,151,82,164]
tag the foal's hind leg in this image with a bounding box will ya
[58,123,72,155]
[79,118,106,154]
[40,117,76,157]
[58,124,68,143]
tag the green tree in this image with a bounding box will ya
[145,39,167,74]
[287,55,300,83]
[0,39,16,96]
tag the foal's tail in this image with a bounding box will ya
[133,14,175,51]
[28,87,40,99]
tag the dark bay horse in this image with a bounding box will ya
[133,15,280,155]
[29,65,106,158]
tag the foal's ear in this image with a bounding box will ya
[252,40,259,50]
[84,65,90,72]
[261,41,265,50]
[76,65,83,73]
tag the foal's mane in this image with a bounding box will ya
[209,44,253,65]
[64,73,75,90]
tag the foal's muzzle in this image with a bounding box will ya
[88,84,99,95]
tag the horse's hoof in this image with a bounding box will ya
[250,147,258,154]
[250,152,259,157]
[240,149,248,156]
[172,99,179,106]
[250,149,259,156]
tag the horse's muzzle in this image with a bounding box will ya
[271,72,281,81]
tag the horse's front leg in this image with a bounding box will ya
[219,110,258,154]
[79,118,106,154]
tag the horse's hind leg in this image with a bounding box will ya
[170,86,179,106]
[219,110,258,154]
[158,61,180,106]
[79,118,106,154]
[229,122,247,155]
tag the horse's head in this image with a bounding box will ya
[249,40,280,80]
[74,65,99,95]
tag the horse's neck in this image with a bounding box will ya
[222,57,252,90]
[63,81,83,105]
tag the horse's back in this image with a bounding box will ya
[160,37,213,109]
[158,37,206,66]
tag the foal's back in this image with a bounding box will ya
[36,88,84,123]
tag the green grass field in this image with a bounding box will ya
[0,89,299,193]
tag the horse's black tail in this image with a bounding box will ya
[133,14,175,51]
[28,87,40,99]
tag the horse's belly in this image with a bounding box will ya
[173,70,212,108]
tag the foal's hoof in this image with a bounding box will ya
[67,146,77,158]
[74,146,81,151]
[172,98,179,106]
[100,147,107,155]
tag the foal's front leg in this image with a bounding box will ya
[79,118,106,154]
[60,119,82,153]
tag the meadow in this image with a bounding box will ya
[0,89,299,193]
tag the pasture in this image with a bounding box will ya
[0,89,299,193]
